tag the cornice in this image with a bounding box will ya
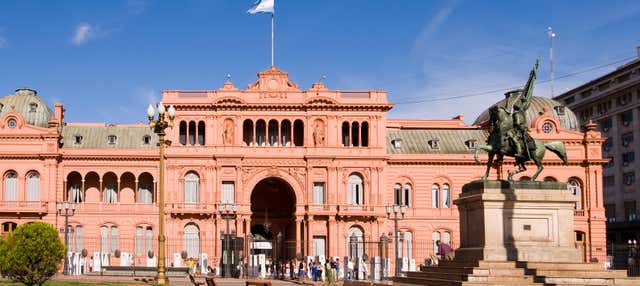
[171,103,393,112]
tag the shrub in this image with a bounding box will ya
[0,222,65,286]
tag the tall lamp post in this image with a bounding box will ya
[147,102,175,285]
[386,204,405,277]
[57,201,76,275]
[218,202,237,278]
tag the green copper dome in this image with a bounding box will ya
[0,88,54,128]
[474,96,579,131]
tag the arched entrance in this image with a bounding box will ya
[249,177,296,264]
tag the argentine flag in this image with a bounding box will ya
[247,0,274,14]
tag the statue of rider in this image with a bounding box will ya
[504,59,539,160]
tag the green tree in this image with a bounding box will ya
[0,222,65,286]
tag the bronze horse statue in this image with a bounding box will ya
[474,105,568,181]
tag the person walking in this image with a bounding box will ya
[325,260,335,286]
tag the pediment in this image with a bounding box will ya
[305,97,338,105]
[247,66,300,92]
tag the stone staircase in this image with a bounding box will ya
[393,261,640,286]
[393,260,542,286]
[518,261,640,285]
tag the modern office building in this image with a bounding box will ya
[554,48,640,244]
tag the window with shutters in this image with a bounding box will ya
[347,173,364,205]
[4,171,17,203]
[221,181,235,204]
[26,172,40,203]
[313,182,325,205]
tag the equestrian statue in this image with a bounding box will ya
[474,59,568,181]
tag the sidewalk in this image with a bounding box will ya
[50,274,348,286]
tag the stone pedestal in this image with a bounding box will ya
[454,180,581,263]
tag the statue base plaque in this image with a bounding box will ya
[454,180,581,263]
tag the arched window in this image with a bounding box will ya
[442,184,450,208]
[188,121,196,145]
[101,225,119,254]
[75,225,83,252]
[184,172,200,206]
[68,183,82,203]
[394,184,402,206]
[1,222,17,235]
[145,227,153,254]
[135,226,144,256]
[341,122,350,147]
[431,184,439,208]
[281,120,291,147]
[110,226,118,254]
[544,176,558,182]
[103,183,117,204]
[243,120,254,146]
[179,121,187,145]
[100,226,109,253]
[268,119,279,146]
[404,183,412,207]
[351,122,360,147]
[568,179,582,210]
[293,120,304,146]
[347,226,364,262]
[138,183,153,204]
[347,173,364,205]
[197,121,205,145]
[256,120,266,146]
[403,232,413,260]
[26,172,40,202]
[432,231,441,254]
[184,223,200,258]
[4,171,17,202]
[361,121,369,147]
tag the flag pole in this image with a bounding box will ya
[271,13,274,67]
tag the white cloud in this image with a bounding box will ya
[71,23,93,45]
[411,2,457,58]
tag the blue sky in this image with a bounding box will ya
[1,0,639,124]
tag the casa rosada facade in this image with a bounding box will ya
[0,67,607,274]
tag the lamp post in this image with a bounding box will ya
[276,232,283,279]
[247,233,254,278]
[147,102,175,285]
[386,204,405,277]
[218,202,237,278]
[57,201,76,275]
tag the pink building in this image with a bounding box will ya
[0,67,606,275]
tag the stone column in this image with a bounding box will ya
[328,216,337,257]
[307,217,314,255]
[295,217,302,255]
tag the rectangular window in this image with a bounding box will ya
[100,226,109,253]
[621,111,633,126]
[221,181,235,204]
[624,201,637,222]
[312,182,326,204]
[624,172,636,186]
[622,133,634,147]
[623,151,635,166]
[605,204,616,223]
[75,226,83,252]
[564,96,575,104]
[313,236,326,257]
[599,117,612,132]
[145,227,153,255]
[603,175,615,187]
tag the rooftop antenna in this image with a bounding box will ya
[547,26,556,97]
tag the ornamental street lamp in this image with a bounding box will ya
[147,102,175,285]
[57,201,76,275]
[218,203,237,278]
[386,203,406,277]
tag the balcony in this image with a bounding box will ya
[73,202,158,213]
[165,202,216,216]
[336,204,377,217]
[0,201,48,215]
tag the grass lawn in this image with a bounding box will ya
[0,280,145,286]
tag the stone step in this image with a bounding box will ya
[407,271,533,283]
[441,260,518,269]
[518,261,604,271]
[418,265,527,276]
[530,269,629,279]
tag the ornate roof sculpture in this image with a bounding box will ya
[474,96,579,131]
[0,88,54,128]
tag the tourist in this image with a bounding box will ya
[311,262,318,281]
[333,257,339,280]
[325,260,335,285]
[89,256,93,272]
[358,258,368,280]
[436,240,454,261]
[347,259,354,280]
[317,260,324,281]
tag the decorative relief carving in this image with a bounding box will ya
[287,167,306,188]
[222,118,234,146]
[258,92,287,99]
[312,119,326,147]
